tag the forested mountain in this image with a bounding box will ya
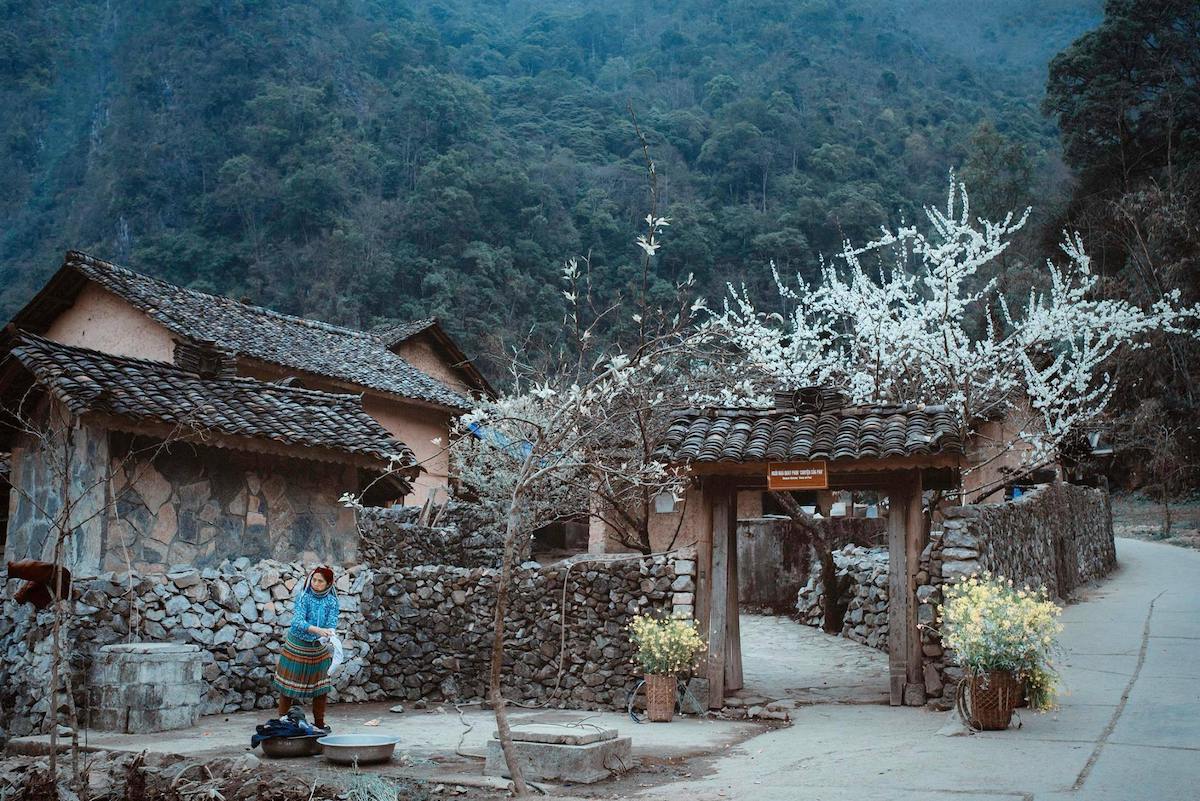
[1,0,1102,362]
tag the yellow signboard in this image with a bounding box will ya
[767,461,829,490]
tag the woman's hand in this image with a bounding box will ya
[307,625,333,638]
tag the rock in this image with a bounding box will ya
[165,596,190,616]
[239,597,258,623]
[170,571,201,589]
[213,623,236,647]
[923,662,944,697]
[670,575,695,593]
[236,632,261,650]
[941,560,981,582]
[941,546,979,560]
[673,559,695,576]
[390,704,405,714]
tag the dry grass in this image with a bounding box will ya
[1111,492,1200,550]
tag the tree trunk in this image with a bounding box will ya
[489,500,530,796]
[770,491,847,631]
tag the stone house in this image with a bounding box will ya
[0,251,488,573]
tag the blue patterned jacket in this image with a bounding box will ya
[288,589,340,642]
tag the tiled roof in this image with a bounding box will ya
[8,334,416,467]
[657,405,963,464]
[375,319,437,347]
[64,252,469,410]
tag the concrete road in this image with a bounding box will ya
[619,538,1200,801]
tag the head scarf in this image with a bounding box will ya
[306,566,336,596]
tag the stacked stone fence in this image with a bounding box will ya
[0,550,695,735]
[357,502,525,569]
[793,482,1116,704]
[795,545,890,649]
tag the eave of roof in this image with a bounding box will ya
[7,251,471,412]
[656,404,964,466]
[4,333,418,470]
[376,317,496,399]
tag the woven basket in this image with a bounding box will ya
[645,673,677,722]
[961,669,1020,730]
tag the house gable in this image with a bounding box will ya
[42,282,176,363]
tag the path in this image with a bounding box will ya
[736,613,889,705]
[612,538,1200,801]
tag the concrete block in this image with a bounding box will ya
[484,735,632,784]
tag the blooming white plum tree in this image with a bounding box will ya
[717,176,1200,498]
[452,319,713,794]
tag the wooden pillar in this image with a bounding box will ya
[706,479,735,708]
[887,470,926,706]
[724,509,743,692]
[695,480,714,641]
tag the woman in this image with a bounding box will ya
[273,565,340,731]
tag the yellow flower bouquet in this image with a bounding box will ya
[938,572,1063,710]
[628,614,705,675]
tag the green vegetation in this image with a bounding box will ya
[0,0,1101,363]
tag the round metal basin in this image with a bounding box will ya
[317,734,399,765]
[260,734,324,759]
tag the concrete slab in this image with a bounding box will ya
[502,724,617,746]
[735,613,890,705]
[484,734,632,784]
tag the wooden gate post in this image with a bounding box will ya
[706,480,736,708]
[887,470,926,706]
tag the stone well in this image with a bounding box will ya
[90,642,204,733]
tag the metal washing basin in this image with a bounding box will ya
[317,734,400,765]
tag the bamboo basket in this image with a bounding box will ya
[645,674,677,722]
[961,669,1021,730]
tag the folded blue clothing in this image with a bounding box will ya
[250,717,319,748]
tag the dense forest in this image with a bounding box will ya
[1,0,1100,345]
[2,0,1197,480]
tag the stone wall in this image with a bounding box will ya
[795,545,890,649]
[938,482,1117,595]
[357,501,521,569]
[0,552,696,735]
[4,426,360,574]
[362,553,696,708]
[0,559,375,736]
[793,483,1116,705]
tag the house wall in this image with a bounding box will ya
[105,440,360,572]
[4,424,360,575]
[963,413,1054,505]
[4,410,109,573]
[43,283,175,362]
[362,396,453,505]
[238,359,454,506]
[609,487,761,554]
[393,336,474,397]
[641,486,708,553]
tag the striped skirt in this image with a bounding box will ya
[273,634,332,699]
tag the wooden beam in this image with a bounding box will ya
[706,480,734,708]
[683,452,961,477]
